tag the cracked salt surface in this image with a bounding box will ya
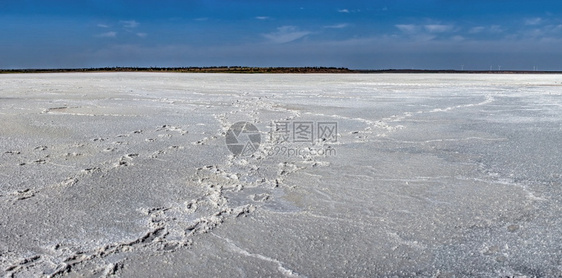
[0,73,561,277]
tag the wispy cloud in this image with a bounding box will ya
[255,16,269,20]
[263,26,311,44]
[395,24,418,33]
[338,8,361,13]
[120,20,139,29]
[451,35,465,42]
[97,24,110,28]
[469,26,486,34]
[520,24,562,39]
[424,24,454,33]
[95,31,117,38]
[396,23,455,35]
[136,33,147,38]
[469,25,503,34]
[489,25,504,33]
[525,17,543,26]
[394,23,462,42]
[324,23,349,29]
[552,24,562,32]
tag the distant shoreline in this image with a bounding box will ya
[1,67,561,74]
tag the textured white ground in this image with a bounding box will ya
[0,73,561,277]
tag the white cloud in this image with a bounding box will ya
[396,24,418,33]
[397,23,456,36]
[527,28,544,38]
[520,24,562,39]
[451,35,465,42]
[120,20,139,29]
[490,25,503,33]
[97,24,109,28]
[525,17,543,26]
[95,32,117,38]
[395,23,461,42]
[469,26,485,34]
[137,33,147,38]
[338,8,361,13]
[470,25,503,34]
[263,26,311,44]
[424,24,454,33]
[324,23,349,29]
[255,16,269,20]
[411,34,437,42]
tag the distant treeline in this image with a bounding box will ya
[0,66,353,74]
[1,67,561,74]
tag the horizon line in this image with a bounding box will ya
[1,66,562,74]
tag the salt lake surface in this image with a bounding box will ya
[0,73,561,277]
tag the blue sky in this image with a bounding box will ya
[1,0,562,70]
